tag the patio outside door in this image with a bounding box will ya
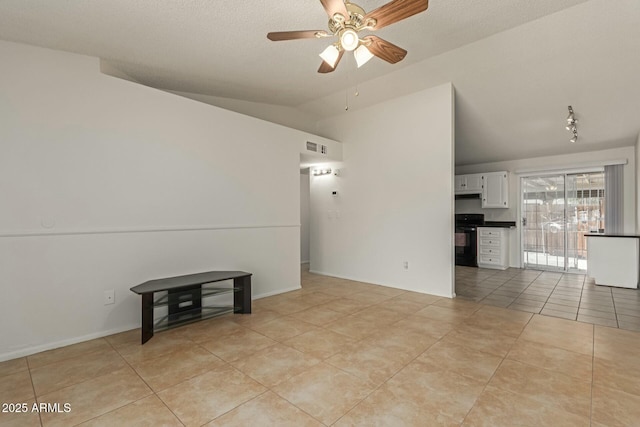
[521,172,605,272]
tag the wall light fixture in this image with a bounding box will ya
[312,168,332,176]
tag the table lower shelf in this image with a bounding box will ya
[153,305,239,331]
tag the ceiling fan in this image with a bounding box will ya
[267,0,429,73]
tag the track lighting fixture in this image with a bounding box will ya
[566,106,578,143]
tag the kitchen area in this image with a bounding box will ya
[454,169,612,273]
[453,164,640,330]
[454,171,515,270]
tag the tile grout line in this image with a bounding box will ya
[211,297,428,426]
[332,319,458,426]
[24,356,44,427]
[458,266,640,330]
[459,309,537,425]
[324,297,456,425]
[148,328,283,426]
[483,270,542,312]
[610,287,621,329]
[538,274,569,319]
[21,338,152,427]
[82,337,184,427]
[196,304,324,425]
[30,339,133,426]
[589,323,595,427]
[476,272,524,305]
[579,279,618,328]
[260,388,325,427]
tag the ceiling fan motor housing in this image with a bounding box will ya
[328,2,367,34]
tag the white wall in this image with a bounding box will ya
[310,83,455,297]
[0,40,339,361]
[167,90,322,138]
[456,146,637,266]
[637,133,640,233]
[300,172,310,263]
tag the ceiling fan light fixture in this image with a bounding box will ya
[354,44,374,68]
[319,45,340,68]
[340,29,359,51]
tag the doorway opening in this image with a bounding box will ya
[300,167,310,269]
[521,171,605,272]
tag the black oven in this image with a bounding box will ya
[455,214,484,267]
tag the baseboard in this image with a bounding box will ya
[2,284,306,362]
[0,323,140,362]
[308,270,454,298]
[252,285,301,300]
[308,269,394,288]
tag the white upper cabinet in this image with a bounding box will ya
[481,171,509,208]
[454,173,483,194]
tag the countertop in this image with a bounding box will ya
[481,221,517,229]
[585,234,640,238]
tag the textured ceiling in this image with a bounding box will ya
[0,0,639,165]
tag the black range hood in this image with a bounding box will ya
[455,193,481,200]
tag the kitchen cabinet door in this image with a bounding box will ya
[454,175,467,193]
[466,174,483,193]
[455,173,483,194]
[482,172,509,208]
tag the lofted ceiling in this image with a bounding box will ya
[0,0,638,165]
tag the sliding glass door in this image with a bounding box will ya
[521,172,604,272]
[522,175,566,271]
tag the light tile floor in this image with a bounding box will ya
[456,266,640,331]
[1,266,640,426]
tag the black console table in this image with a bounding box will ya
[130,271,252,344]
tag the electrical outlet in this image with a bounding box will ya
[104,289,115,305]
[403,261,409,270]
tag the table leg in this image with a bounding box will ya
[141,292,154,344]
[234,276,252,313]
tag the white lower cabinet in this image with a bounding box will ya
[587,236,639,288]
[477,227,509,270]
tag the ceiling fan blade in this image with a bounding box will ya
[320,0,350,20]
[362,35,407,64]
[318,50,345,73]
[364,0,429,31]
[267,30,328,41]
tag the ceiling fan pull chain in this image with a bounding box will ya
[345,87,349,111]
[345,63,350,110]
